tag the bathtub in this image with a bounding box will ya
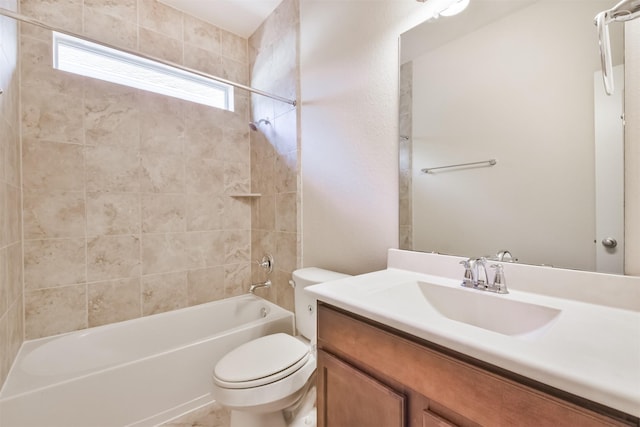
[0,294,294,427]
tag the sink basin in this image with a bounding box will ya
[365,280,561,338]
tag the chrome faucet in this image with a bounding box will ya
[249,279,272,294]
[459,257,509,294]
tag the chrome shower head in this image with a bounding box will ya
[249,118,271,131]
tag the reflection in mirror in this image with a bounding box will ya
[399,0,640,275]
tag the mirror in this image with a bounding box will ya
[399,0,633,274]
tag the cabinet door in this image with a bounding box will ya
[317,349,406,427]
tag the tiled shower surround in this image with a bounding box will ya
[15,0,300,344]
[0,0,23,392]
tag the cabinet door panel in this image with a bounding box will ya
[317,349,406,427]
[423,410,458,427]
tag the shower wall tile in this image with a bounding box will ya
[138,0,183,41]
[183,43,223,77]
[224,230,251,265]
[138,27,183,64]
[185,157,223,194]
[224,262,251,297]
[139,93,184,155]
[186,194,224,231]
[20,37,84,99]
[187,266,225,305]
[22,89,85,144]
[224,198,251,230]
[142,271,188,316]
[141,233,189,275]
[275,150,296,193]
[86,192,141,236]
[0,0,20,391]
[24,284,87,339]
[22,139,85,191]
[140,151,185,193]
[83,8,137,50]
[23,191,86,239]
[84,0,137,23]
[221,31,248,64]
[142,194,186,233]
[86,145,141,192]
[24,238,86,289]
[184,15,221,54]
[20,0,83,40]
[19,0,254,341]
[87,234,141,282]
[276,193,296,233]
[85,82,139,148]
[249,0,300,310]
[88,277,141,327]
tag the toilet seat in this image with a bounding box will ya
[213,333,310,389]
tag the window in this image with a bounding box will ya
[53,32,234,111]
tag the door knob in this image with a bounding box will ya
[601,237,618,248]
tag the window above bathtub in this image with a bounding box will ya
[52,32,234,111]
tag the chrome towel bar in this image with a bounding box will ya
[421,159,497,174]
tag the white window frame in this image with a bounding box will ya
[52,32,234,111]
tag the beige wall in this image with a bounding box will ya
[249,0,300,311]
[299,0,429,275]
[0,0,22,390]
[20,0,253,340]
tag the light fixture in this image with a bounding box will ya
[439,0,470,17]
[416,0,470,18]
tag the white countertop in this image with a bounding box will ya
[306,263,640,417]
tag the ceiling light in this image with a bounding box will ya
[440,0,470,17]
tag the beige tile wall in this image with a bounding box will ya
[248,0,300,311]
[0,0,22,390]
[399,62,413,250]
[20,0,254,339]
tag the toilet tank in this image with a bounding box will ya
[292,268,351,340]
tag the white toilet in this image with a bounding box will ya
[211,268,350,427]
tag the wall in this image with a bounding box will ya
[20,0,252,339]
[299,0,433,275]
[411,1,602,271]
[626,19,640,275]
[0,0,22,390]
[399,61,412,250]
[249,0,300,311]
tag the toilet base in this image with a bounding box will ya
[230,409,286,427]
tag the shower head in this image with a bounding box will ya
[249,118,271,131]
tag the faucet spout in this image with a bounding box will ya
[474,257,489,288]
[249,279,272,294]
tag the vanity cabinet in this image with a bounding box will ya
[316,303,638,427]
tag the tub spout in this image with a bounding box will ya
[249,279,272,294]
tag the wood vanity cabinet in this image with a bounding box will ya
[316,303,639,427]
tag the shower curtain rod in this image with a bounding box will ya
[0,7,297,107]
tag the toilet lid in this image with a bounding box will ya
[214,333,310,388]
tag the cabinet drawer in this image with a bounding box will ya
[317,303,635,427]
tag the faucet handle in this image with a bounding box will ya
[490,264,509,294]
[459,259,474,286]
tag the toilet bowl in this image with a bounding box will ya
[211,268,350,427]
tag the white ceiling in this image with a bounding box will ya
[158,0,282,38]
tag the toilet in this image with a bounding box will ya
[211,268,351,427]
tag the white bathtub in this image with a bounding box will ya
[0,294,294,427]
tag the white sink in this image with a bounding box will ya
[364,280,561,338]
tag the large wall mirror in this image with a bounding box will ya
[399,0,638,275]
